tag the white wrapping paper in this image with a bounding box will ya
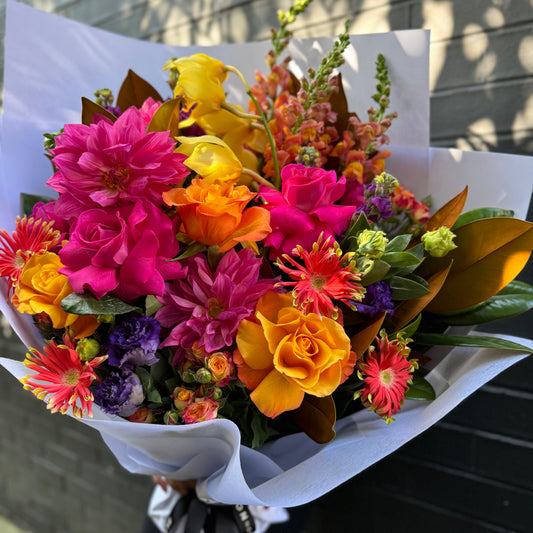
[1,0,532,507]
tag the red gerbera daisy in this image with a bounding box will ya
[276,234,365,318]
[0,216,60,292]
[20,340,107,418]
[356,331,417,423]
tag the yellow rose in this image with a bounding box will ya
[234,291,356,418]
[13,252,98,338]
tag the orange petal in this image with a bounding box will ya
[218,206,271,253]
[250,369,304,418]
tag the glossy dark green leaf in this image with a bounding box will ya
[413,333,533,352]
[61,292,142,315]
[341,212,371,250]
[145,294,162,316]
[385,234,412,253]
[390,276,430,300]
[404,374,435,401]
[21,193,53,216]
[250,410,269,449]
[361,259,390,286]
[452,207,515,230]
[381,251,422,268]
[398,314,422,339]
[432,281,533,325]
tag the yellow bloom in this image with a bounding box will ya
[421,226,457,258]
[177,135,242,183]
[165,54,227,117]
[13,252,98,338]
[234,291,356,418]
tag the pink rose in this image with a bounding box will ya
[59,200,186,302]
[182,398,218,424]
[259,164,361,257]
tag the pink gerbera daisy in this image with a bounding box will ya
[356,332,417,423]
[276,234,365,318]
[0,216,60,292]
[20,340,107,418]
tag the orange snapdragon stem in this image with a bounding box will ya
[225,64,281,189]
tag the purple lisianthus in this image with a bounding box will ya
[356,183,393,222]
[94,369,144,416]
[355,281,395,316]
[106,315,161,368]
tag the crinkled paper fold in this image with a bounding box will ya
[0,0,532,507]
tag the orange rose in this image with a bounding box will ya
[163,179,271,252]
[13,252,98,338]
[234,291,356,418]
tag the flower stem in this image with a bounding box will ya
[225,64,281,189]
[241,168,276,189]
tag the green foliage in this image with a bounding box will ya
[370,54,393,122]
[61,292,142,316]
[413,332,533,352]
[431,280,533,326]
[404,374,435,401]
[271,0,314,60]
[20,192,54,217]
[452,207,515,230]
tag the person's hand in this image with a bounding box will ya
[152,476,197,496]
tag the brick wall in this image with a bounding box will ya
[0,1,531,532]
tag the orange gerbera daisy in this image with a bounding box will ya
[275,234,365,318]
[0,216,60,292]
[20,340,107,418]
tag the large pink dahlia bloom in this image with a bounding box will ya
[156,248,276,355]
[48,106,188,218]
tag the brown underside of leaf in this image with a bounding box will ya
[147,98,182,137]
[350,311,386,358]
[425,218,533,313]
[392,264,452,331]
[81,97,117,126]
[117,69,163,111]
[291,394,336,444]
[423,186,468,233]
[328,73,350,134]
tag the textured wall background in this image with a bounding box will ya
[0,1,531,532]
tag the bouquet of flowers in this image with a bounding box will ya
[1,0,532,511]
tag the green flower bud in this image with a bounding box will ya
[421,226,457,258]
[76,338,101,361]
[182,369,197,383]
[164,410,180,425]
[97,314,114,323]
[357,229,388,259]
[196,368,212,384]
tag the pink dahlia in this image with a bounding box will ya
[357,333,417,423]
[276,234,365,318]
[48,106,189,219]
[156,248,276,355]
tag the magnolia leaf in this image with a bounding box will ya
[390,276,430,300]
[147,97,182,137]
[391,264,452,331]
[174,241,208,261]
[432,280,533,325]
[61,292,142,315]
[328,73,349,133]
[117,69,162,111]
[21,192,53,216]
[350,311,386,357]
[413,332,533,352]
[453,207,515,230]
[424,218,533,313]
[385,234,412,253]
[145,294,163,317]
[291,395,336,444]
[81,97,117,126]
[423,186,468,232]
[404,374,436,401]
